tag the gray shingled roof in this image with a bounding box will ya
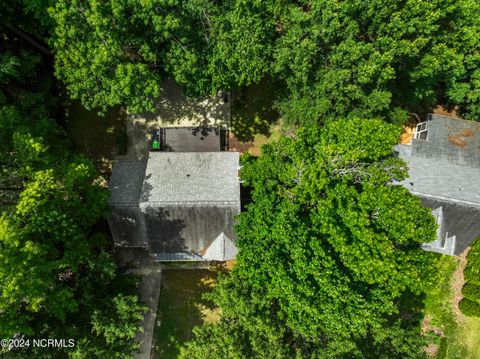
[398,148,480,206]
[108,151,240,259]
[397,114,480,207]
[397,114,480,255]
[109,160,147,206]
[421,206,456,255]
[419,198,480,255]
[411,114,480,167]
[139,152,240,207]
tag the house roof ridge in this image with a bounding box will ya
[411,191,480,209]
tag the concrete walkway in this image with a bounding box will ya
[133,266,161,359]
[115,248,162,359]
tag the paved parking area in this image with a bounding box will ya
[123,80,230,160]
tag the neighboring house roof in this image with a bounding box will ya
[419,198,480,255]
[422,206,456,256]
[397,114,480,255]
[139,152,240,208]
[410,114,480,167]
[397,145,480,207]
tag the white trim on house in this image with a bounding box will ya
[414,121,429,140]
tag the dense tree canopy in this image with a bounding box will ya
[272,0,480,124]
[0,15,146,358]
[48,0,275,112]
[47,0,480,123]
[182,118,439,358]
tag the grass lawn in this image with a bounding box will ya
[152,269,218,359]
[423,254,480,358]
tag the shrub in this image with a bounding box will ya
[462,282,480,301]
[458,298,480,317]
[437,337,448,359]
[464,237,480,283]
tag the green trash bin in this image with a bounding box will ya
[151,129,161,151]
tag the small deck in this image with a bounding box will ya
[157,127,229,152]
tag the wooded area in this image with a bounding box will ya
[1,2,145,358]
[1,0,479,358]
[47,0,480,123]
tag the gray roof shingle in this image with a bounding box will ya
[139,152,240,207]
[397,114,480,255]
[398,114,480,207]
[109,160,147,206]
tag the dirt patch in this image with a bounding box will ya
[229,122,283,156]
[452,249,470,324]
[229,133,255,154]
[425,343,438,357]
[433,105,461,119]
[422,314,432,333]
[231,78,280,142]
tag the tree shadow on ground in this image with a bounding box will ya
[231,77,281,142]
[129,79,230,129]
[395,290,426,327]
[62,100,127,176]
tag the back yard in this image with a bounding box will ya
[151,269,219,359]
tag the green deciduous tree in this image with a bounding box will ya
[1,15,146,358]
[443,0,480,120]
[49,0,168,112]
[183,118,438,358]
[272,0,480,125]
[48,0,276,112]
[191,1,275,92]
[47,0,479,122]
[0,20,57,209]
